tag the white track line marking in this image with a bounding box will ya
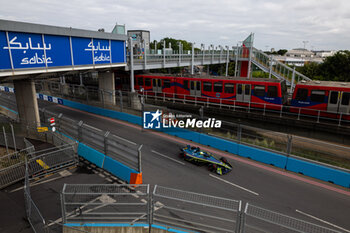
[151,150,185,165]
[209,174,259,196]
[98,173,106,178]
[296,209,350,233]
[112,134,137,145]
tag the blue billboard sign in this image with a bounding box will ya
[0,30,126,71]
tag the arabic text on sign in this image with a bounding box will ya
[3,37,51,51]
[84,41,110,52]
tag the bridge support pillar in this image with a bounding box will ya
[99,72,116,105]
[13,79,40,126]
[129,92,141,110]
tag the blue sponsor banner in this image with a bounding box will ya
[71,37,93,65]
[7,32,46,69]
[93,38,111,64]
[0,30,125,71]
[44,34,72,67]
[0,31,12,69]
[111,40,125,63]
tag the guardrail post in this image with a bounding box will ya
[104,131,110,156]
[119,90,123,112]
[57,113,63,132]
[77,121,83,142]
[338,113,342,126]
[235,201,243,233]
[138,144,143,173]
[60,191,67,224]
[10,123,17,152]
[2,126,9,154]
[237,124,242,143]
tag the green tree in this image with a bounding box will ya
[150,37,195,52]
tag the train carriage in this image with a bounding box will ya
[290,80,350,119]
[134,74,288,110]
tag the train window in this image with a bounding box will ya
[341,92,350,105]
[138,77,143,86]
[237,84,242,94]
[329,92,338,104]
[183,80,189,89]
[254,85,265,97]
[163,80,171,88]
[224,84,234,93]
[281,81,287,95]
[158,79,162,87]
[214,82,223,92]
[267,86,278,97]
[153,79,156,87]
[295,88,308,101]
[197,81,201,90]
[245,85,251,95]
[203,82,212,92]
[145,78,151,86]
[190,81,194,90]
[310,90,325,102]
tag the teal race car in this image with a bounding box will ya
[180,145,232,175]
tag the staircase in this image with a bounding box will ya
[251,48,312,85]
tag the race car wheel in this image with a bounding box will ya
[208,164,217,172]
[220,157,228,164]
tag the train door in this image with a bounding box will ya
[327,91,340,113]
[152,79,162,94]
[190,80,201,96]
[328,91,350,114]
[339,92,350,114]
[236,84,251,102]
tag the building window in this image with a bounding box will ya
[203,82,212,92]
[295,88,308,101]
[267,86,278,97]
[254,85,265,97]
[224,83,234,94]
[310,90,325,102]
[213,82,223,92]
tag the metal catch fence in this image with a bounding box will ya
[62,184,150,224]
[40,108,141,172]
[152,185,241,233]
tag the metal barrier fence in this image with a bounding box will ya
[152,185,241,233]
[0,143,77,189]
[62,184,150,224]
[143,91,350,126]
[144,102,350,171]
[40,108,141,172]
[59,184,342,233]
[242,204,340,233]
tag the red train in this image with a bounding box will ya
[133,74,350,120]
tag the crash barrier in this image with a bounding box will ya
[59,184,340,233]
[40,108,142,184]
[0,142,77,189]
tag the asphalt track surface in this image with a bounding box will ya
[1,93,350,232]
